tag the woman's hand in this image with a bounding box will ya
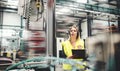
[67,55,74,59]
[77,45,82,49]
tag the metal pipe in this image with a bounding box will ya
[46,0,55,56]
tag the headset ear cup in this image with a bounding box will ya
[67,30,70,34]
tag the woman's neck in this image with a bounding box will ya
[70,38,76,48]
[70,37,76,43]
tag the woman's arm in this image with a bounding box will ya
[61,41,73,58]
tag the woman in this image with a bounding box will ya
[61,25,85,71]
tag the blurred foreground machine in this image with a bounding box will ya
[86,32,120,71]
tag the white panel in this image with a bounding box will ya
[29,16,44,30]
[81,21,88,39]
[56,38,64,58]
[3,12,21,26]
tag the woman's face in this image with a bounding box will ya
[70,27,77,38]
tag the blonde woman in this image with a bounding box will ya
[61,25,85,71]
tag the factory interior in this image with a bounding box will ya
[0,0,120,71]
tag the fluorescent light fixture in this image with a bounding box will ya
[99,0,108,2]
[59,7,71,13]
[56,7,72,15]
[7,0,18,6]
[95,0,108,2]
[72,0,87,3]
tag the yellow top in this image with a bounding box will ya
[61,37,85,70]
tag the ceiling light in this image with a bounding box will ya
[59,7,71,13]
[72,0,87,3]
[7,0,18,6]
[95,0,108,2]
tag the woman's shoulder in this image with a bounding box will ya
[61,40,69,45]
[77,38,84,42]
[77,39,84,44]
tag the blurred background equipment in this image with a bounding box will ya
[0,0,120,71]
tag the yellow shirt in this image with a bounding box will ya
[61,38,85,70]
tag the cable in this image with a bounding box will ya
[36,0,44,21]
[5,56,93,71]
